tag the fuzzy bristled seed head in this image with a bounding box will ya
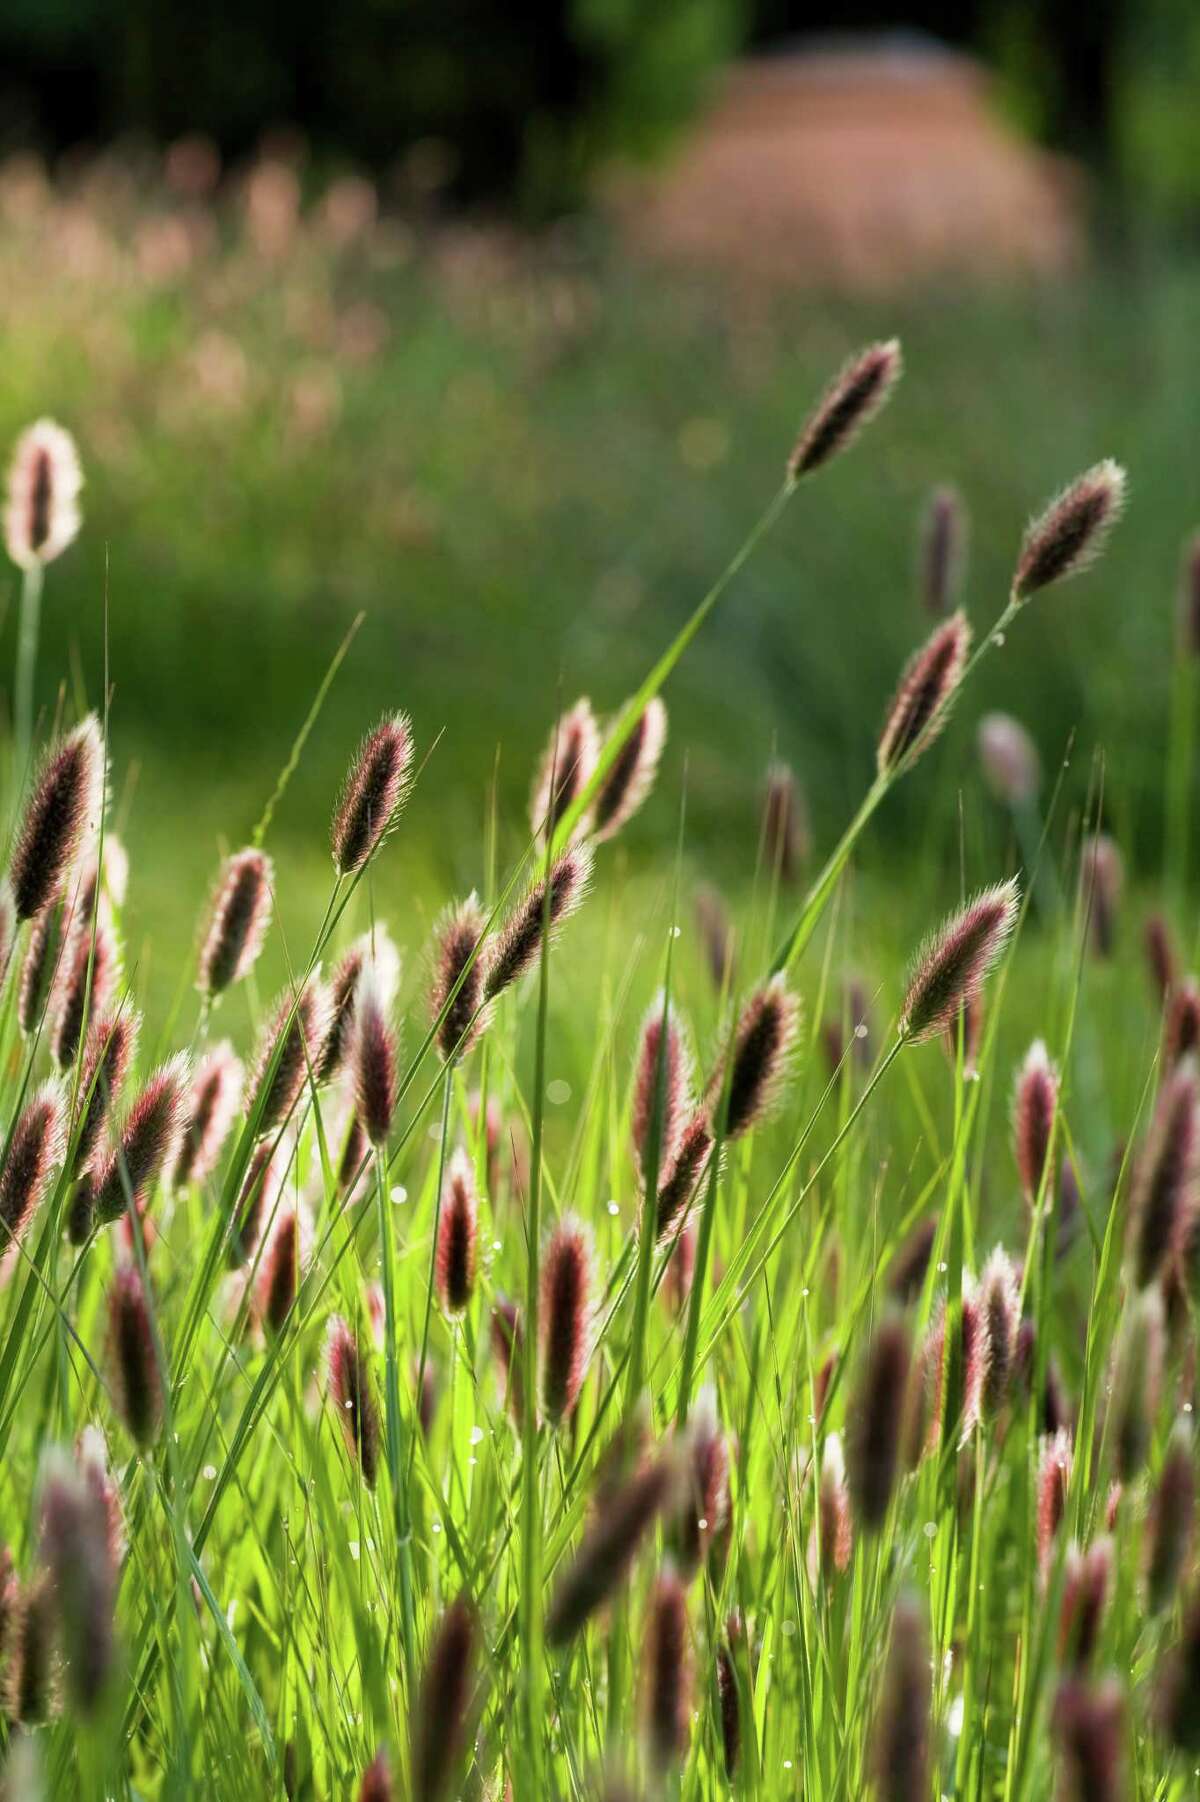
[787,339,902,482]
[171,1041,243,1190]
[108,1265,163,1449]
[436,1148,479,1317]
[1012,460,1126,602]
[675,1393,730,1577]
[694,883,735,995]
[258,1206,305,1335]
[592,698,668,843]
[489,1296,525,1427]
[876,609,971,777]
[716,1617,743,1779]
[352,970,397,1147]
[540,1215,592,1425]
[1054,1677,1126,1802]
[337,1111,369,1203]
[1059,1538,1113,1668]
[318,926,401,1084]
[1179,530,1200,657]
[979,1248,1020,1417]
[870,1594,930,1802]
[978,711,1040,807]
[716,975,801,1140]
[1110,1290,1164,1483]
[642,1567,691,1772]
[814,1432,853,1580]
[92,1052,191,1227]
[900,878,1019,1044]
[409,1596,476,1802]
[227,1141,282,1267]
[50,915,120,1071]
[919,483,967,616]
[1079,835,1123,958]
[529,698,600,842]
[430,895,490,1063]
[196,848,274,996]
[654,1108,713,1246]
[248,977,332,1138]
[1130,1061,1197,1289]
[75,1424,123,1573]
[0,1081,65,1250]
[1163,978,1200,1075]
[3,1576,57,1725]
[761,760,809,884]
[632,991,692,1185]
[1012,1039,1059,1206]
[1037,1428,1073,1579]
[960,1282,991,1438]
[1145,914,1177,1008]
[847,1314,911,1531]
[5,419,83,569]
[10,716,105,924]
[484,843,592,1003]
[1147,1425,1195,1614]
[331,712,413,876]
[17,901,72,1040]
[38,1447,116,1716]
[358,1749,393,1802]
[326,1315,381,1489]
[546,1451,680,1645]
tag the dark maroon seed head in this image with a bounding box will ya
[1164,979,1200,1076]
[761,760,809,884]
[358,1749,393,1802]
[1147,1427,1194,1614]
[93,1053,191,1226]
[9,716,105,923]
[631,991,691,1186]
[327,1314,381,1490]
[900,879,1019,1044]
[1013,460,1125,601]
[436,1149,478,1317]
[258,1209,302,1335]
[1145,915,1177,1008]
[870,1595,930,1802]
[718,976,801,1140]
[654,1108,713,1245]
[847,1315,911,1531]
[484,845,592,1002]
[228,1140,280,1267]
[3,1576,57,1724]
[642,1568,691,1771]
[409,1596,476,1802]
[546,1452,679,1645]
[248,978,332,1138]
[108,1264,164,1449]
[592,698,667,843]
[172,1041,243,1190]
[1012,1039,1059,1205]
[352,974,396,1147]
[430,895,489,1062]
[51,914,119,1071]
[693,883,735,995]
[788,339,902,481]
[197,848,274,996]
[877,610,971,776]
[1080,835,1123,959]
[529,698,599,842]
[331,713,413,876]
[1054,1677,1126,1802]
[0,1081,65,1248]
[39,1447,116,1715]
[919,483,966,615]
[888,1216,937,1304]
[540,1216,592,1425]
[1130,1063,1197,1290]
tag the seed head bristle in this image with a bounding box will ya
[1130,1061,1197,1289]
[0,1080,65,1250]
[352,969,397,1147]
[430,894,490,1061]
[761,759,809,883]
[888,1216,937,1304]
[716,1616,743,1778]
[870,1594,930,1802]
[1013,459,1126,601]
[319,925,401,1084]
[327,1314,381,1489]
[38,1446,116,1715]
[9,716,105,924]
[75,1424,124,1572]
[436,1148,479,1317]
[172,1041,244,1189]
[642,1567,691,1771]
[847,1314,911,1531]
[51,914,120,1070]
[653,1109,713,1251]
[530,698,600,842]
[876,609,971,776]
[485,843,592,1003]
[108,1264,163,1449]
[1012,1039,1059,1206]
[410,1595,476,1802]
[900,878,1019,1044]
[1147,1424,1194,1614]
[248,976,332,1137]
[1037,1428,1073,1578]
[716,975,801,1139]
[331,712,413,876]
[196,848,274,996]
[540,1215,592,1425]
[592,698,668,843]
[4,418,83,569]
[978,711,1040,807]
[17,899,73,1039]
[490,1296,526,1427]
[1080,834,1123,958]
[93,1052,191,1227]
[632,991,692,1185]
[1145,914,1177,1008]
[787,338,902,481]
[919,483,967,616]
[1054,1677,1126,1802]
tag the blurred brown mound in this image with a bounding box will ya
[608,36,1085,291]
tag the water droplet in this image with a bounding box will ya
[492,1239,502,1252]
[854,1023,867,1040]
[469,1426,485,1445]
[937,1260,948,1273]
[671,925,682,939]
[203,1464,217,1481]
[607,1200,620,1217]
[432,1521,442,1534]
[349,1541,360,1561]
[994,631,1006,647]
[698,1518,708,1531]
[546,1079,571,1106]
[390,1185,408,1206]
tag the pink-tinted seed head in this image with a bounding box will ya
[979,1248,1020,1417]
[1147,1425,1194,1614]
[814,1432,853,1579]
[888,1216,937,1304]
[327,1314,381,1489]
[1013,459,1125,601]
[1130,1061,1197,1289]
[410,1596,477,1802]
[1053,1677,1126,1802]
[676,1392,730,1576]
[197,848,274,996]
[1059,1538,1113,1667]
[978,711,1040,807]
[172,1041,244,1189]
[18,898,73,1038]
[1110,1291,1164,1482]
[788,338,902,481]
[75,1424,124,1573]
[485,843,592,1002]
[876,609,971,776]
[38,1446,115,1715]
[919,483,967,615]
[540,1215,592,1424]
[319,925,401,1084]
[93,1052,191,1226]
[490,1296,526,1427]
[358,1749,393,1802]
[430,895,490,1062]
[436,1148,479,1317]
[900,878,1019,1044]
[642,1567,691,1771]
[1179,530,1200,658]
[0,1081,65,1249]
[108,1264,163,1449]
[592,698,668,843]
[10,716,105,924]
[1037,1429,1073,1579]
[761,760,809,883]
[847,1314,911,1530]
[530,698,600,842]
[248,977,333,1137]
[1164,979,1200,1076]
[228,1139,282,1267]
[547,1451,680,1644]
[654,1109,713,1247]
[870,1594,930,1802]
[717,975,801,1140]
[631,991,692,1185]
[5,418,83,569]
[693,883,735,995]
[716,1617,742,1779]
[337,1110,369,1202]
[258,1206,306,1335]
[352,970,397,1147]
[3,1576,57,1724]
[1079,834,1123,958]
[1145,914,1177,1007]
[960,1280,991,1437]
[1012,1039,1059,1205]
[51,914,120,1070]
[331,712,413,876]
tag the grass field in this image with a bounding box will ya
[1,154,1200,1799]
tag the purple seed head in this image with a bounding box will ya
[815,1432,853,1578]
[485,843,592,1003]
[93,1052,191,1226]
[0,1080,65,1249]
[1164,978,1200,1076]
[960,1279,991,1436]
[761,759,809,884]
[410,1595,477,1802]
[1145,914,1177,1008]
[172,1041,244,1189]
[870,1594,930,1802]
[108,1264,164,1449]
[900,878,1019,1044]
[1130,1061,1197,1289]
[632,991,692,1186]
[1054,1677,1126,1802]
[541,1214,592,1425]
[3,1575,57,1724]
[1059,1538,1113,1668]
[10,716,105,923]
[228,1139,283,1267]
[4,418,82,568]
[547,1451,681,1644]
[1110,1290,1164,1482]
[75,1424,124,1573]
[0,878,14,988]
[1079,834,1123,958]
[716,1615,743,1778]
[592,698,668,843]
[1179,531,1200,658]
[642,1567,691,1771]
[877,609,971,776]
[530,697,600,842]
[319,925,400,1084]
[847,1314,912,1531]
[1012,1039,1059,1206]
[693,883,735,995]
[358,1749,393,1802]
[50,913,120,1070]
[327,1314,381,1489]
[17,901,70,1038]
[918,483,967,616]
[430,894,491,1062]
[654,1107,713,1247]
[258,1206,305,1335]
[490,1296,525,1428]
[436,1148,479,1317]
[197,848,274,996]
[1147,1424,1195,1614]
[1037,1429,1073,1578]
[978,711,1040,807]
[248,976,333,1137]
[675,1391,730,1577]
[1013,460,1125,601]
[331,712,413,876]
[38,1445,116,1715]
[979,1248,1020,1417]
[352,969,397,1147]
[716,975,801,1140]
[337,1110,369,1202]
[787,338,902,481]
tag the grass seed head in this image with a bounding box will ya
[1144,914,1177,1008]
[3,1576,57,1725]
[0,1081,65,1250]
[1110,1290,1164,1482]
[675,1391,729,1577]
[1012,1039,1059,1206]
[4,418,82,569]
[485,843,592,1002]
[1054,1677,1126,1802]
[108,1265,163,1449]
[196,848,273,996]
[228,1140,282,1267]
[258,1206,305,1335]
[870,1594,930,1802]
[632,991,692,1187]
[93,1052,191,1226]
[693,883,735,995]
[1013,459,1126,601]
[358,1749,393,1802]
[327,1315,381,1490]
[876,609,971,776]
[410,1595,476,1802]
[900,879,1019,1044]
[1080,834,1123,958]
[919,483,967,615]
[10,716,105,924]
[352,969,397,1147]
[248,976,332,1138]
[51,915,120,1070]
[38,1447,115,1716]
[540,1214,593,1425]
[642,1567,691,1771]
[977,711,1040,807]
[717,975,801,1140]
[1130,1062,1197,1289]
[592,698,667,843]
[436,1148,479,1317]
[1059,1538,1113,1667]
[430,895,490,1062]
[546,1450,680,1645]
[1163,978,1200,1075]
[530,698,599,842]
[171,1041,243,1189]
[979,1249,1020,1417]
[716,1620,742,1779]
[331,711,413,876]
[847,1314,911,1531]
[1147,1425,1195,1614]
[761,759,808,883]
[787,338,902,481]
